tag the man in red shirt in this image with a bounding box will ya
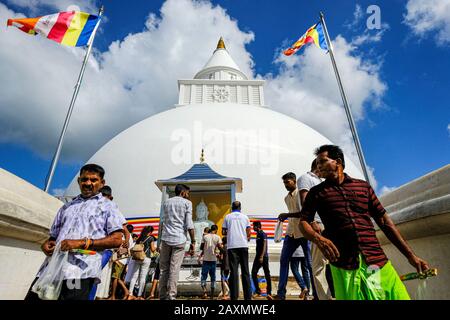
[298,145,429,300]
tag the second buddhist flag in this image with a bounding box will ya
[284,22,328,56]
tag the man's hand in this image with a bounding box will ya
[60,239,84,251]
[313,234,340,263]
[278,213,290,222]
[41,240,56,256]
[408,255,430,274]
[259,256,264,264]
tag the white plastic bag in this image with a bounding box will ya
[31,243,68,300]
[274,221,283,243]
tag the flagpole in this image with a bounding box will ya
[319,12,372,185]
[44,6,104,193]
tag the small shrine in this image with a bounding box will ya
[155,150,242,251]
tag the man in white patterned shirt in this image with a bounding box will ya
[24,164,126,300]
[297,160,331,300]
[158,184,195,300]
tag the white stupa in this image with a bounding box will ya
[66,38,363,222]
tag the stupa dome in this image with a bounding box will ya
[66,38,363,218]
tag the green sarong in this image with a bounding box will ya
[330,255,410,300]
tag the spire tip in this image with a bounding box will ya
[200,149,205,163]
[216,37,226,50]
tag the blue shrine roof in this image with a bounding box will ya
[170,163,227,180]
[155,162,242,192]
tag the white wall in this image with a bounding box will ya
[382,233,450,300]
[378,165,450,300]
[0,168,62,300]
[0,236,45,299]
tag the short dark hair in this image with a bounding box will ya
[253,221,262,228]
[175,184,190,196]
[99,185,112,197]
[126,224,134,233]
[80,163,105,179]
[210,225,218,232]
[282,172,296,181]
[311,159,317,171]
[315,145,345,169]
[231,201,241,212]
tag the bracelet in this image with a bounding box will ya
[90,239,94,250]
[84,238,92,250]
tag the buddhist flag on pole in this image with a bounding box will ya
[284,22,328,56]
[7,11,100,47]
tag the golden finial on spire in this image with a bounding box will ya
[216,37,226,50]
[200,149,205,163]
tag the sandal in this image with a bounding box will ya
[299,288,309,300]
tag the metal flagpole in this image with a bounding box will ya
[319,12,372,185]
[44,6,104,193]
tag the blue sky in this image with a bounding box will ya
[0,0,449,196]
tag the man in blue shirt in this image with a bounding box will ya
[251,221,272,299]
[25,164,125,300]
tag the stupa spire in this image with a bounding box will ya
[216,37,226,51]
[200,149,205,164]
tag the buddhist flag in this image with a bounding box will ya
[7,11,100,47]
[284,22,328,56]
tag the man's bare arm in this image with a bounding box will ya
[60,231,123,251]
[260,238,267,261]
[299,220,339,263]
[188,228,195,244]
[375,213,429,273]
[278,212,301,221]
[122,224,130,248]
[299,190,308,207]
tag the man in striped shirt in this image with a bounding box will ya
[159,184,195,300]
[298,145,429,300]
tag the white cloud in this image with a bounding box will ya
[352,23,390,46]
[0,0,254,161]
[345,4,364,29]
[379,185,398,196]
[6,0,97,14]
[404,0,450,45]
[51,187,66,196]
[447,124,450,137]
[0,0,386,187]
[264,36,386,171]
